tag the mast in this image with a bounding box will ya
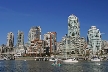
[65,37,67,59]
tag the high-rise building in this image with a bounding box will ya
[28,26,41,47]
[6,32,14,47]
[64,14,80,54]
[87,26,102,55]
[17,30,24,47]
[68,14,80,39]
[43,32,57,54]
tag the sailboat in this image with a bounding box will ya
[62,37,78,63]
[63,58,78,63]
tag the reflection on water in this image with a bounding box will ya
[0,61,108,72]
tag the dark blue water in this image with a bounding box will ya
[0,60,108,72]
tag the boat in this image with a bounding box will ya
[63,58,78,63]
[62,38,78,63]
[49,58,58,61]
[0,58,4,60]
[91,57,101,61]
[3,57,9,60]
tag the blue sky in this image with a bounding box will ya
[0,0,108,45]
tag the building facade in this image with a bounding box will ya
[17,30,24,47]
[43,32,57,54]
[63,14,80,55]
[15,30,25,55]
[28,26,41,47]
[68,14,80,39]
[6,32,14,47]
[87,26,102,55]
[79,37,87,54]
[101,40,108,54]
[58,36,67,54]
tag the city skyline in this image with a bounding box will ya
[0,0,108,44]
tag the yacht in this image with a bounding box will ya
[91,57,101,61]
[63,58,78,63]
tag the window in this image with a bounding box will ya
[46,37,48,40]
[52,43,53,45]
[78,33,79,35]
[100,35,101,38]
[95,34,99,37]
[67,40,70,44]
[72,32,75,36]
[77,19,78,22]
[20,34,22,37]
[88,31,89,34]
[19,37,21,39]
[52,37,53,39]
[68,24,71,27]
[74,20,76,23]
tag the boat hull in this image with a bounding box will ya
[63,59,78,63]
[91,59,100,61]
[49,58,57,61]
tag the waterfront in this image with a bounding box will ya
[0,14,108,63]
[0,61,108,72]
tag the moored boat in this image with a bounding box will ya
[91,57,101,61]
[63,58,78,63]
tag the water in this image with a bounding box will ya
[0,60,108,72]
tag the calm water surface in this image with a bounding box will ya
[0,60,108,72]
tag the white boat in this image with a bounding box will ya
[63,58,78,63]
[3,57,10,60]
[91,57,101,61]
[49,58,57,61]
[62,38,78,63]
[0,58,4,60]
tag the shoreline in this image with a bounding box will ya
[13,57,107,61]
